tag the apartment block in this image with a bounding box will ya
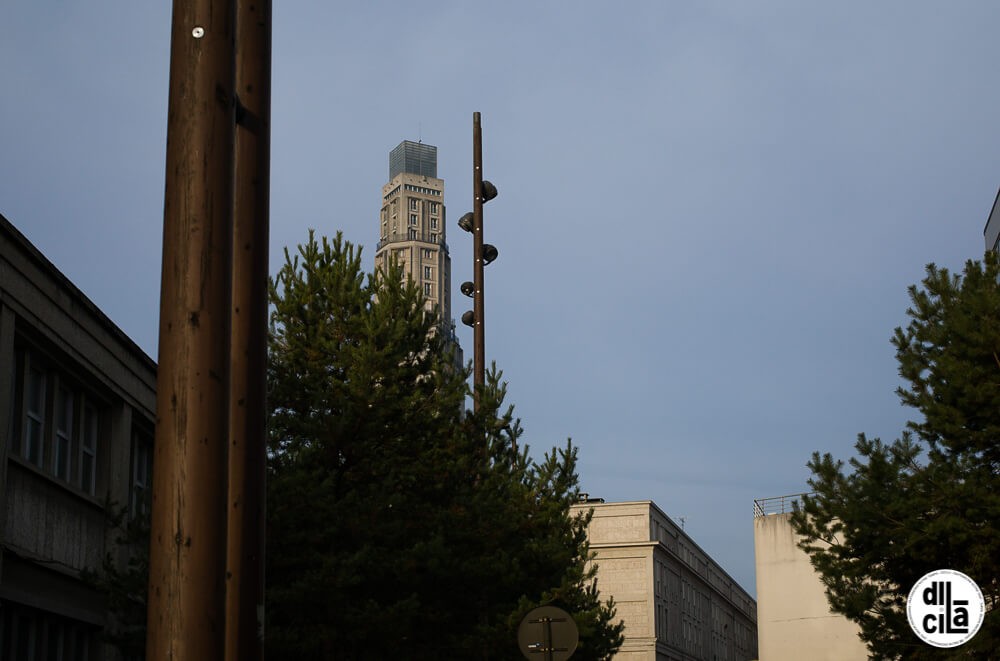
[572,499,758,660]
[0,212,156,660]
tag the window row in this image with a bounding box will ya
[409,214,440,229]
[408,198,440,214]
[0,600,98,661]
[12,350,100,495]
[11,347,153,515]
[403,184,441,196]
[682,617,704,654]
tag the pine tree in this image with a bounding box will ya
[266,231,623,659]
[791,252,1000,659]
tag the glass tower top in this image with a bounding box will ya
[389,140,437,179]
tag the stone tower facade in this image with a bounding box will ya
[375,140,461,356]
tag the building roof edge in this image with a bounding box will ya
[0,212,157,372]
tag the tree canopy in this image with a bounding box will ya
[791,252,1000,659]
[265,231,623,659]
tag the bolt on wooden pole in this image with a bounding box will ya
[226,0,271,659]
[147,0,236,658]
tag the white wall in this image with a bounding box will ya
[753,512,868,661]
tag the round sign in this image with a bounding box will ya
[907,569,985,648]
[517,605,579,661]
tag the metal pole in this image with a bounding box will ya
[147,0,236,658]
[544,617,554,661]
[472,112,485,411]
[226,0,271,659]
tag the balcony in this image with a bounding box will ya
[377,232,448,252]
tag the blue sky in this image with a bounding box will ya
[3,1,999,596]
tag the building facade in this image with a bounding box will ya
[752,495,867,661]
[0,212,156,660]
[375,141,454,322]
[571,499,758,661]
[985,186,1000,252]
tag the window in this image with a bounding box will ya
[422,248,432,258]
[131,427,153,518]
[430,218,438,229]
[408,228,417,239]
[409,214,418,225]
[23,361,46,466]
[409,198,418,210]
[424,283,432,296]
[424,266,431,279]
[54,385,73,480]
[430,233,438,243]
[0,601,98,661]
[430,202,439,214]
[13,348,102,495]
[81,401,98,495]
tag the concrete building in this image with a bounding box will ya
[752,494,867,661]
[375,140,462,365]
[376,141,454,319]
[571,499,758,661]
[0,212,156,660]
[985,186,1000,252]
[375,140,465,369]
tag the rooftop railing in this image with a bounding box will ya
[753,493,809,518]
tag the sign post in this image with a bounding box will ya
[517,606,579,661]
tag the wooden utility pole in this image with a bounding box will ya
[226,0,271,658]
[147,0,237,658]
[149,0,273,658]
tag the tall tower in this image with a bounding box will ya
[375,140,457,336]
